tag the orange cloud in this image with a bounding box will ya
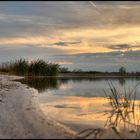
[0,25,140,54]
[52,61,73,65]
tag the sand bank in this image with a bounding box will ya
[0,75,76,139]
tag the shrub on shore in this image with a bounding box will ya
[0,59,60,76]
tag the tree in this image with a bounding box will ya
[59,67,69,73]
[119,67,126,74]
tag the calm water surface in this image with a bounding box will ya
[18,77,140,137]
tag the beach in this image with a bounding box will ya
[0,74,140,139]
[0,74,76,139]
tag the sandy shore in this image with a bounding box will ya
[0,74,76,139]
[0,74,140,139]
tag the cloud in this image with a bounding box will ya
[0,2,140,48]
[106,44,140,51]
[0,45,71,63]
[0,2,140,71]
[51,61,73,65]
[95,1,140,6]
[51,50,140,72]
[107,44,131,50]
[49,41,81,46]
[0,44,140,72]
[0,1,140,32]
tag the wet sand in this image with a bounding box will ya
[0,75,76,139]
[0,74,140,139]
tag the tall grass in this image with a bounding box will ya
[103,81,139,111]
[103,81,140,138]
[0,59,60,76]
[13,59,29,76]
[76,81,140,139]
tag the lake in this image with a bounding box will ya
[18,77,140,138]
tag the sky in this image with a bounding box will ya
[0,1,140,72]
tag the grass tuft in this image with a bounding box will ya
[0,58,60,76]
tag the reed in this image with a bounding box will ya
[76,81,140,139]
[103,81,139,111]
[103,81,140,138]
[0,59,60,76]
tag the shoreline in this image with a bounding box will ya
[0,74,140,139]
[1,72,140,79]
[58,73,140,79]
[0,74,76,139]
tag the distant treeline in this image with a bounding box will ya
[0,59,59,76]
[0,59,140,77]
[59,67,103,73]
[59,67,140,75]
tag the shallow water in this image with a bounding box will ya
[18,77,140,138]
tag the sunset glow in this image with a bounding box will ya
[0,1,140,71]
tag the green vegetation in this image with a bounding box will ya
[13,59,29,76]
[28,60,59,76]
[0,59,60,76]
[0,59,139,78]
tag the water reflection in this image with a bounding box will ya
[76,99,140,139]
[17,77,139,93]
[104,101,140,139]
[17,77,59,92]
[118,78,126,86]
[16,77,140,138]
[76,82,140,139]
